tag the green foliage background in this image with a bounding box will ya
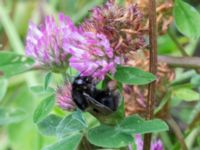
[0,1,105,150]
[0,0,200,150]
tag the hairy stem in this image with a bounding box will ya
[143,0,157,149]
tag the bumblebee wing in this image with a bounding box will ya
[83,92,113,114]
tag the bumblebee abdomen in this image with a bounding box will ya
[72,90,88,110]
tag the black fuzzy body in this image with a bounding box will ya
[72,75,119,115]
[72,76,95,110]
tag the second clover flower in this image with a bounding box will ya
[25,13,75,71]
[64,32,120,80]
[56,83,76,111]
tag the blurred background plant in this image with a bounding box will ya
[0,0,200,150]
[0,1,106,149]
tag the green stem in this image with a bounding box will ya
[166,115,188,150]
[79,136,94,150]
[0,2,24,54]
[185,127,200,149]
[160,132,173,150]
[0,2,37,86]
[167,29,189,56]
[37,133,44,150]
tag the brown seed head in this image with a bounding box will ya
[80,0,146,56]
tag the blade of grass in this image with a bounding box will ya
[0,2,37,85]
[0,2,24,54]
[72,0,102,23]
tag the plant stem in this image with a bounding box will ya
[166,115,188,150]
[167,30,189,56]
[79,136,94,150]
[188,99,200,129]
[160,132,173,150]
[158,56,200,69]
[0,2,37,86]
[185,127,200,149]
[37,133,44,150]
[0,2,24,54]
[143,0,157,149]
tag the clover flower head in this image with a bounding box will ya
[151,139,163,150]
[25,13,75,69]
[63,31,121,80]
[135,134,144,150]
[56,83,76,111]
[135,134,164,150]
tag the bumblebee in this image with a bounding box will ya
[72,75,120,115]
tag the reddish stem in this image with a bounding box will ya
[143,0,157,149]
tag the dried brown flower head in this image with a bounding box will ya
[156,0,173,34]
[124,50,175,116]
[80,0,146,56]
[128,0,174,35]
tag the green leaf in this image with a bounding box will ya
[33,95,55,123]
[43,133,82,150]
[56,110,87,138]
[119,115,169,134]
[37,114,62,136]
[0,107,27,125]
[4,83,43,150]
[0,52,34,77]
[174,0,200,38]
[172,88,199,101]
[71,0,103,23]
[190,75,200,88]
[114,66,156,85]
[87,125,133,148]
[0,52,32,66]
[171,70,196,85]
[30,86,54,94]
[0,78,8,101]
[154,92,171,114]
[158,34,177,55]
[44,72,52,90]
[72,109,87,127]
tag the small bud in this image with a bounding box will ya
[135,134,164,150]
[56,83,76,111]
